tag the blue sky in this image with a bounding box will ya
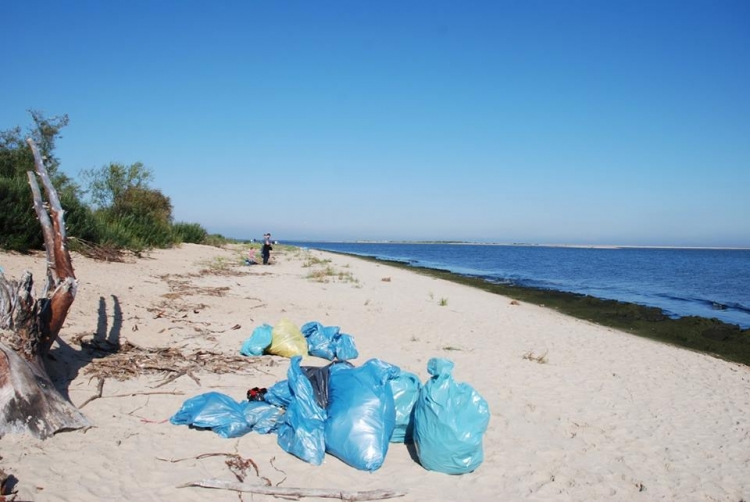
[2,1,748,246]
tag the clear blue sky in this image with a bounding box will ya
[2,1,748,246]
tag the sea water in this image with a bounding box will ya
[284,242,750,329]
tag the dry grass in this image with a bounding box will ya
[523,350,549,364]
[74,337,272,382]
[304,259,359,285]
[306,265,336,282]
[157,274,231,299]
[302,256,332,268]
[197,256,240,276]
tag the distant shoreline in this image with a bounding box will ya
[285,240,750,251]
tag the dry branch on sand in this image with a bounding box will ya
[74,338,275,382]
[68,237,126,263]
[161,452,407,500]
[178,478,407,501]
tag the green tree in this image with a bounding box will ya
[116,186,171,221]
[82,161,180,249]
[0,111,93,252]
[28,110,69,175]
[0,111,68,179]
[81,162,153,209]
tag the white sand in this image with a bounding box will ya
[1,243,748,501]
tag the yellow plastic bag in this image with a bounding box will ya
[267,319,308,357]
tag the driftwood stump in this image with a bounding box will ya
[0,138,89,439]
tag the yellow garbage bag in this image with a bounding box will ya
[267,319,308,357]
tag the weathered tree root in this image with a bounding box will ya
[0,138,88,439]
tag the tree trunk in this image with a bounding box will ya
[0,138,89,439]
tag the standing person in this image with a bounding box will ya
[262,233,273,265]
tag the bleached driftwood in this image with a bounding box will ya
[178,478,407,501]
[0,138,89,439]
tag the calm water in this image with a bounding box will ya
[285,242,750,328]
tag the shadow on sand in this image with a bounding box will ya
[46,295,123,401]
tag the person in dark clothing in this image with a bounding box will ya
[262,233,273,265]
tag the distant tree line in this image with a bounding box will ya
[0,110,227,254]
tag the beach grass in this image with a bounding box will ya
[301,252,359,285]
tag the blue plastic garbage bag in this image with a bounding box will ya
[389,371,421,443]
[332,334,358,361]
[265,362,352,411]
[264,379,293,408]
[301,322,338,360]
[242,401,284,434]
[241,323,273,356]
[413,358,490,474]
[301,321,359,361]
[276,356,327,465]
[324,359,400,471]
[301,361,353,409]
[170,392,252,438]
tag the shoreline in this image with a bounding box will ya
[1,243,749,501]
[335,252,750,367]
[287,242,750,330]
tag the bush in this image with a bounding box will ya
[93,211,176,252]
[0,176,43,252]
[61,190,101,243]
[172,222,208,244]
[1,114,216,255]
[204,234,231,247]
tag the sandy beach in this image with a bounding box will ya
[1,243,748,501]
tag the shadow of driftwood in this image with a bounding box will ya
[46,295,123,401]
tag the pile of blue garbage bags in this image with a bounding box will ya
[171,320,490,475]
[240,320,359,361]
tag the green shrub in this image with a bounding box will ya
[61,190,101,243]
[0,176,43,252]
[93,211,176,251]
[172,222,208,244]
[203,233,231,247]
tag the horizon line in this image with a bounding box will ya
[248,238,750,251]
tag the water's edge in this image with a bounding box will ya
[319,248,750,367]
